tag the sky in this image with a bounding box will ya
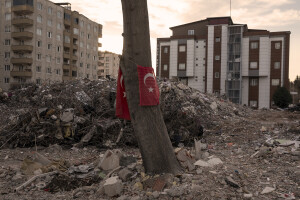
[53,0,300,81]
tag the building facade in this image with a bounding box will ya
[98,51,120,79]
[0,0,102,90]
[156,17,290,109]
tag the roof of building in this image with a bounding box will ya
[170,16,233,29]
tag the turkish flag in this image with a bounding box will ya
[137,65,160,106]
[116,68,130,120]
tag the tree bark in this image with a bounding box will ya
[120,0,182,174]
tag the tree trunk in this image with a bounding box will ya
[120,0,182,174]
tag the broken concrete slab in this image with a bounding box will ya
[261,186,275,194]
[207,158,223,166]
[103,176,123,197]
[98,150,120,171]
[194,160,211,167]
[118,168,132,182]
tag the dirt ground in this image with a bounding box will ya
[0,109,299,200]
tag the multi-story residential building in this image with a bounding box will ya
[156,17,290,109]
[0,0,102,90]
[98,51,120,79]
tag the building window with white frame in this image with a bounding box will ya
[57,11,62,18]
[47,19,52,26]
[215,72,220,78]
[47,32,52,38]
[37,28,42,36]
[164,47,168,54]
[5,25,10,32]
[36,79,41,84]
[57,34,61,41]
[251,42,258,49]
[5,65,10,71]
[179,45,186,52]
[37,2,42,10]
[250,62,258,69]
[5,39,10,46]
[163,64,168,71]
[272,79,280,86]
[274,62,280,69]
[37,15,42,23]
[178,63,186,70]
[46,55,51,62]
[56,58,61,64]
[275,42,281,49]
[188,30,194,35]
[47,67,51,74]
[36,66,41,72]
[250,78,258,86]
[47,44,52,50]
[5,13,11,20]
[5,52,10,58]
[215,55,220,60]
[37,41,42,47]
[215,37,221,42]
[37,54,42,60]
[4,77,10,84]
[57,46,61,52]
[5,1,11,7]
[48,7,52,14]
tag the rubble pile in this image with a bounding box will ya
[0,78,250,148]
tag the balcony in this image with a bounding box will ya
[11,45,33,53]
[64,42,71,48]
[63,52,70,58]
[10,70,32,77]
[73,44,78,49]
[12,5,34,15]
[98,43,102,47]
[12,31,33,40]
[11,57,33,65]
[63,65,70,70]
[72,55,78,60]
[12,18,33,27]
[64,19,71,26]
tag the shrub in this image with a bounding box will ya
[272,87,292,108]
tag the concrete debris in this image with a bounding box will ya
[207,158,223,166]
[225,176,240,188]
[261,186,275,194]
[103,176,123,197]
[118,168,132,182]
[98,150,120,171]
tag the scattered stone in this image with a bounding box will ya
[118,168,132,182]
[207,158,223,166]
[98,150,120,171]
[244,193,253,198]
[225,176,240,188]
[194,160,211,167]
[210,102,218,111]
[103,176,123,197]
[261,187,275,194]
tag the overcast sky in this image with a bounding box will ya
[53,0,300,81]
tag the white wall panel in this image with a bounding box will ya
[220,25,228,95]
[241,77,249,105]
[206,26,214,93]
[241,38,249,76]
[169,40,178,77]
[186,39,195,76]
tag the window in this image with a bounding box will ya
[64,36,70,43]
[47,44,52,50]
[37,28,42,36]
[215,55,220,60]
[87,34,90,39]
[57,34,61,41]
[47,67,51,73]
[164,47,168,54]
[179,45,186,52]
[4,78,10,84]
[178,63,186,70]
[188,30,194,35]
[5,65,10,71]
[37,54,42,60]
[94,27,97,33]
[36,66,41,72]
[86,74,90,78]
[93,56,96,61]
[5,52,10,58]
[80,20,84,27]
[56,58,60,64]
[5,26,10,32]
[56,69,60,75]
[80,63,83,67]
[87,44,90,49]
[73,28,79,35]
[56,23,61,29]
[250,62,258,69]
[57,46,61,52]
[80,52,83,57]
[80,42,83,47]
[106,57,109,62]
[47,19,52,26]
[37,2,42,10]
[215,72,220,78]
[57,11,62,18]
[46,55,51,62]
[5,39,10,46]
[250,78,258,86]
[163,64,168,71]
[251,42,258,49]
[37,15,42,23]
[80,32,84,37]
[37,41,42,47]
[36,79,41,84]
[272,79,280,86]
[274,62,280,69]
[5,13,11,20]
[215,37,221,42]
[47,32,52,38]
[87,24,91,30]
[87,64,90,69]
[249,101,257,108]
[105,63,109,68]
[275,42,281,49]
[48,7,52,14]
[5,1,11,7]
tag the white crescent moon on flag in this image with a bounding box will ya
[120,75,124,88]
[144,73,155,86]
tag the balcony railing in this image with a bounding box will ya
[10,70,32,77]
[11,57,33,64]
[12,18,33,27]
[11,45,33,53]
[12,5,34,15]
[12,31,33,40]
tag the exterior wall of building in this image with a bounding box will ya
[156,17,290,109]
[98,51,120,79]
[0,0,102,91]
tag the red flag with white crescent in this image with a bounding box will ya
[137,65,160,106]
[116,68,130,120]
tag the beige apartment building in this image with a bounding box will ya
[0,0,102,91]
[98,51,120,79]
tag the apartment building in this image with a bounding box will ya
[156,17,290,109]
[0,0,102,91]
[98,51,120,79]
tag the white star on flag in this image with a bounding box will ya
[148,87,154,93]
[123,92,126,97]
